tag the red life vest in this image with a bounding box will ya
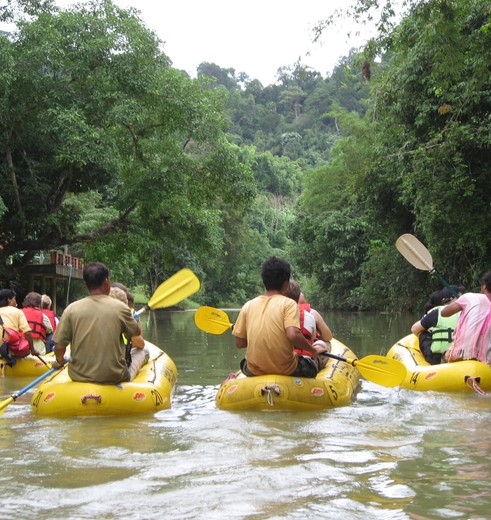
[43,309,57,332]
[295,303,320,357]
[22,307,47,341]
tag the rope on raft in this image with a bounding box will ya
[81,394,102,404]
[261,384,281,406]
[465,376,489,396]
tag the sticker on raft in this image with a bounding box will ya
[226,384,238,395]
[424,371,438,381]
[132,392,146,402]
[293,378,303,386]
[43,392,56,403]
[311,387,325,397]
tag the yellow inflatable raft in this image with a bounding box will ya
[1,348,76,378]
[1,353,54,378]
[31,342,177,417]
[386,334,491,392]
[215,338,361,411]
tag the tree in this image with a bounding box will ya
[197,62,240,90]
[289,109,373,309]
[252,152,302,197]
[303,0,491,309]
[0,0,255,288]
[364,0,491,288]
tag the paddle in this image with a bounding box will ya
[396,233,458,297]
[0,358,70,417]
[194,306,233,334]
[0,271,200,417]
[135,268,200,316]
[194,306,406,387]
[35,354,48,366]
[319,352,406,387]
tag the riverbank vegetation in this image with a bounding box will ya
[1,0,490,312]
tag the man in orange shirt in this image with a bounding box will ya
[233,257,329,377]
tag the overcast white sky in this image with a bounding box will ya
[126,0,375,85]
[55,0,375,85]
[3,1,377,86]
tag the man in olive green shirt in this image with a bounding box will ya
[54,262,146,384]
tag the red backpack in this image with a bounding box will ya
[0,317,30,363]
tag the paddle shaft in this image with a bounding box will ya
[35,354,48,366]
[323,352,356,364]
[0,358,70,415]
[134,305,150,317]
[433,270,459,297]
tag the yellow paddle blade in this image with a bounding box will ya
[324,352,406,387]
[0,397,15,416]
[352,355,407,387]
[396,234,434,272]
[147,269,200,310]
[194,306,233,335]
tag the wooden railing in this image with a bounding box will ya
[49,252,84,270]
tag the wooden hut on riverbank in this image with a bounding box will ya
[21,252,84,313]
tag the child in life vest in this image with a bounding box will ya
[108,286,149,379]
[285,280,333,357]
[22,292,52,355]
[41,294,58,352]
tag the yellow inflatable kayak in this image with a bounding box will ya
[386,334,491,392]
[31,342,177,417]
[215,338,361,411]
[1,353,55,377]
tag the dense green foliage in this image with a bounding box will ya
[364,0,491,291]
[0,0,255,293]
[291,0,490,311]
[1,0,490,312]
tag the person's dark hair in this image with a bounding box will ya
[482,272,491,292]
[0,289,16,307]
[23,292,42,308]
[127,292,135,306]
[285,280,301,303]
[423,285,466,313]
[261,256,291,291]
[83,262,110,290]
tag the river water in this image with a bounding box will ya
[1,310,490,519]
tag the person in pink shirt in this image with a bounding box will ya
[441,272,491,364]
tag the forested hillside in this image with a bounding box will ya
[1,0,490,311]
[199,1,491,311]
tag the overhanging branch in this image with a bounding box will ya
[70,201,138,242]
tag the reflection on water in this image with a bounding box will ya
[1,310,490,519]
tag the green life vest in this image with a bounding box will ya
[430,306,460,354]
